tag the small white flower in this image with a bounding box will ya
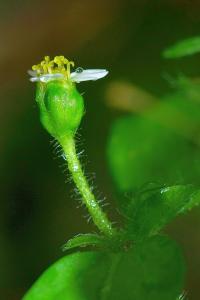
[29,56,108,83]
[28,68,108,83]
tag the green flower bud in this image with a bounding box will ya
[35,80,84,140]
[29,55,108,140]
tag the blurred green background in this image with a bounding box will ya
[1,0,200,299]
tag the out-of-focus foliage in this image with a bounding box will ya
[125,184,200,240]
[176,293,187,300]
[107,77,200,194]
[163,36,200,58]
[106,50,200,299]
[23,236,184,300]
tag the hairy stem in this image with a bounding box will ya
[59,135,116,237]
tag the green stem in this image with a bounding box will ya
[59,135,116,237]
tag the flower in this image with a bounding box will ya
[28,55,108,83]
[30,56,109,139]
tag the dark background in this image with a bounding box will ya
[1,0,200,299]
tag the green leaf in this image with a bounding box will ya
[163,36,200,58]
[101,236,185,300]
[23,251,108,300]
[126,185,200,240]
[23,236,184,300]
[62,233,109,251]
[107,83,200,196]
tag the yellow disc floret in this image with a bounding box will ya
[32,55,75,79]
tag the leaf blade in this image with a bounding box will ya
[126,184,200,240]
[163,36,200,58]
[23,236,185,300]
[23,251,110,300]
[62,233,108,251]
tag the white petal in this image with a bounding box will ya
[29,73,64,83]
[28,70,37,76]
[30,77,40,82]
[39,73,64,82]
[70,69,108,83]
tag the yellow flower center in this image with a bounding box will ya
[32,56,75,79]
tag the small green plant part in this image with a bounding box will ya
[29,56,115,238]
[163,35,200,58]
[23,55,200,300]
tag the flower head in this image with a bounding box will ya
[29,55,108,83]
[30,55,109,140]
